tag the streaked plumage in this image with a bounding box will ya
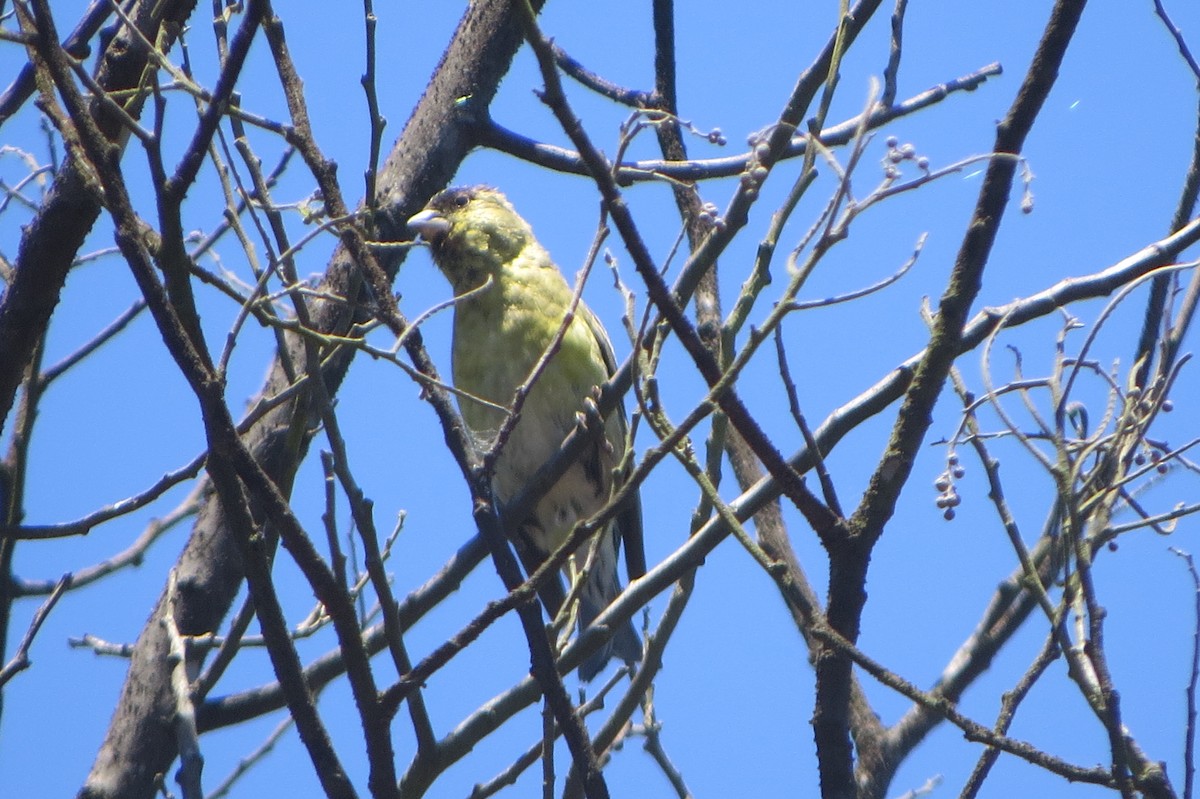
[407,185,642,680]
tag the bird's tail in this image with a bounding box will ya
[577,549,642,682]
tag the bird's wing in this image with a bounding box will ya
[580,303,646,580]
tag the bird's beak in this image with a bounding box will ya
[407,208,451,242]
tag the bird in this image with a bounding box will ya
[407,185,643,681]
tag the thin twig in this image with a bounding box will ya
[1174,547,1200,799]
[205,712,295,799]
[0,574,70,688]
[1153,0,1200,82]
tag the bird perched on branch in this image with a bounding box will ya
[407,185,643,681]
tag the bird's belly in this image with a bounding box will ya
[493,418,603,539]
[453,311,610,553]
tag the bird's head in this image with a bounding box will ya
[407,185,535,292]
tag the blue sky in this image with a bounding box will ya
[2,2,1200,797]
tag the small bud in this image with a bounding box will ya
[755,142,771,162]
[935,494,949,509]
[888,149,904,164]
[943,508,956,521]
[751,165,769,182]
[1162,399,1174,412]
[951,465,966,480]
[899,143,916,159]
[916,156,930,171]
[934,475,951,492]
[948,453,960,466]
[885,135,899,149]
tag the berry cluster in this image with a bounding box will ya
[882,135,929,179]
[933,453,966,521]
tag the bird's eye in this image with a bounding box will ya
[453,194,469,208]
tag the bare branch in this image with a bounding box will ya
[0,574,69,688]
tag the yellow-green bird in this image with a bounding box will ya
[407,185,642,681]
